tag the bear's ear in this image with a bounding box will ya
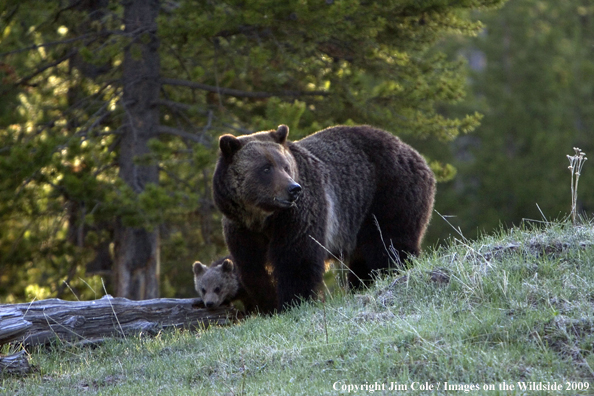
[193,261,208,276]
[221,258,234,273]
[271,125,289,145]
[219,134,242,161]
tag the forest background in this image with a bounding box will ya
[0,0,592,303]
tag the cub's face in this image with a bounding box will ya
[192,259,238,309]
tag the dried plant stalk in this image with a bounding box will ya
[567,147,587,225]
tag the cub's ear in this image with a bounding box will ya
[192,261,208,276]
[271,125,289,145]
[219,134,242,161]
[221,258,234,273]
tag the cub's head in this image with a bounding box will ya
[214,125,302,219]
[192,258,239,309]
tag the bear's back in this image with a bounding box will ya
[293,125,433,256]
[292,126,396,254]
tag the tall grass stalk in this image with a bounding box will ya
[567,147,587,225]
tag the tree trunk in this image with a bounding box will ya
[115,0,161,299]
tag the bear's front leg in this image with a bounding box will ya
[223,220,277,314]
[269,239,326,311]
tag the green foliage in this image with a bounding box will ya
[429,0,594,242]
[159,0,499,138]
[251,98,307,137]
[0,0,505,301]
[430,160,458,182]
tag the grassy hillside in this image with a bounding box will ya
[2,220,594,395]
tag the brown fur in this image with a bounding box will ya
[192,257,252,310]
[213,125,435,313]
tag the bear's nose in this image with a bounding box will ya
[205,301,215,308]
[288,183,302,201]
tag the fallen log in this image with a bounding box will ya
[0,295,240,348]
[0,350,31,375]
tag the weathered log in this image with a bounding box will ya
[0,308,33,345]
[0,350,31,375]
[0,295,240,348]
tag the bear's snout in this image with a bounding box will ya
[288,183,302,202]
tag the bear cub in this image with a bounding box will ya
[213,124,436,313]
[192,257,252,310]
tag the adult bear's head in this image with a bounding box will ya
[213,125,302,225]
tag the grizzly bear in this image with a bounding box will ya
[213,125,435,313]
[192,256,254,310]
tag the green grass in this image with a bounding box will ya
[3,220,594,395]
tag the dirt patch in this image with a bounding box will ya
[77,374,125,391]
[429,268,450,285]
[482,241,593,261]
[541,315,594,368]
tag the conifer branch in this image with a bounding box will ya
[161,78,329,98]
[157,125,203,143]
[0,29,142,58]
[10,49,77,88]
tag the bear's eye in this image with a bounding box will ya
[201,288,206,294]
[262,164,272,174]
[283,165,290,173]
[214,286,221,294]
